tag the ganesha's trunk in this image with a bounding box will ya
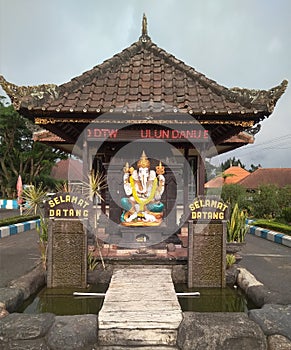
[141,175,147,193]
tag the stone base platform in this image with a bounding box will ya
[118,225,169,248]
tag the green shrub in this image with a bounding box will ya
[226,254,236,269]
[282,207,291,223]
[221,184,248,212]
[0,215,40,227]
[278,185,291,209]
[253,219,291,236]
[252,184,280,219]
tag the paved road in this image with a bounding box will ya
[240,234,291,304]
[0,209,40,287]
[0,209,21,220]
[0,229,40,287]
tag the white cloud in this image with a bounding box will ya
[267,37,282,53]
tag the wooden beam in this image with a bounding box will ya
[197,150,206,196]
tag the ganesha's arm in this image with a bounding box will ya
[155,174,165,200]
[123,173,132,196]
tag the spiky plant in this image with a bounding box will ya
[82,171,107,203]
[88,251,99,271]
[82,171,107,269]
[226,254,236,269]
[55,181,71,193]
[22,183,48,269]
[37,216,48,270]
[227,203,248,243]
[22,183,47,216]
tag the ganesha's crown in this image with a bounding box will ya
[137,151,150,168]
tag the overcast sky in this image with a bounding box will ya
[0,0,290,168]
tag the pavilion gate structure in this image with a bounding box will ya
[1,15,287,251]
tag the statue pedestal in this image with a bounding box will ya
[118,224,169,248]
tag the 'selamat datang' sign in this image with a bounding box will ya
[45,192,91,219]
[189,196,229,221]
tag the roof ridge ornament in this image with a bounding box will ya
[0,75,58,110]
[229,79,288,112]
[139,13,151,43]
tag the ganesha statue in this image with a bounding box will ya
[120,151,165,226]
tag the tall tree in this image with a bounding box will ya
[0,97,67,197]
[249,163,262,173]
[221,157,245,171]
[220,157,262,173]
[252,184,281,218]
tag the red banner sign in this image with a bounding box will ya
[87,128,209,141]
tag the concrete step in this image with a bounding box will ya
[94,346,180,349]
[95,347,180,349]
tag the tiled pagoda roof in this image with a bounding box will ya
[0,37,287,121]
[0,15,287,148]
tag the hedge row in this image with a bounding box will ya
[0,215,40,227]
[253,219,291,236]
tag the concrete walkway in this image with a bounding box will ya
[98,266,182,347]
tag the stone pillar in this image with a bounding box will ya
[163,165,178,230]
[188,220,226,288]
[105,163,123,234]
[47,219,87,288]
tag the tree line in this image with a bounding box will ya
[208,183,291,223]
[0,97,67,198]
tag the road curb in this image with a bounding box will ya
[247,223,291,248]
[0,199,18,209]
[0,219,40,239]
